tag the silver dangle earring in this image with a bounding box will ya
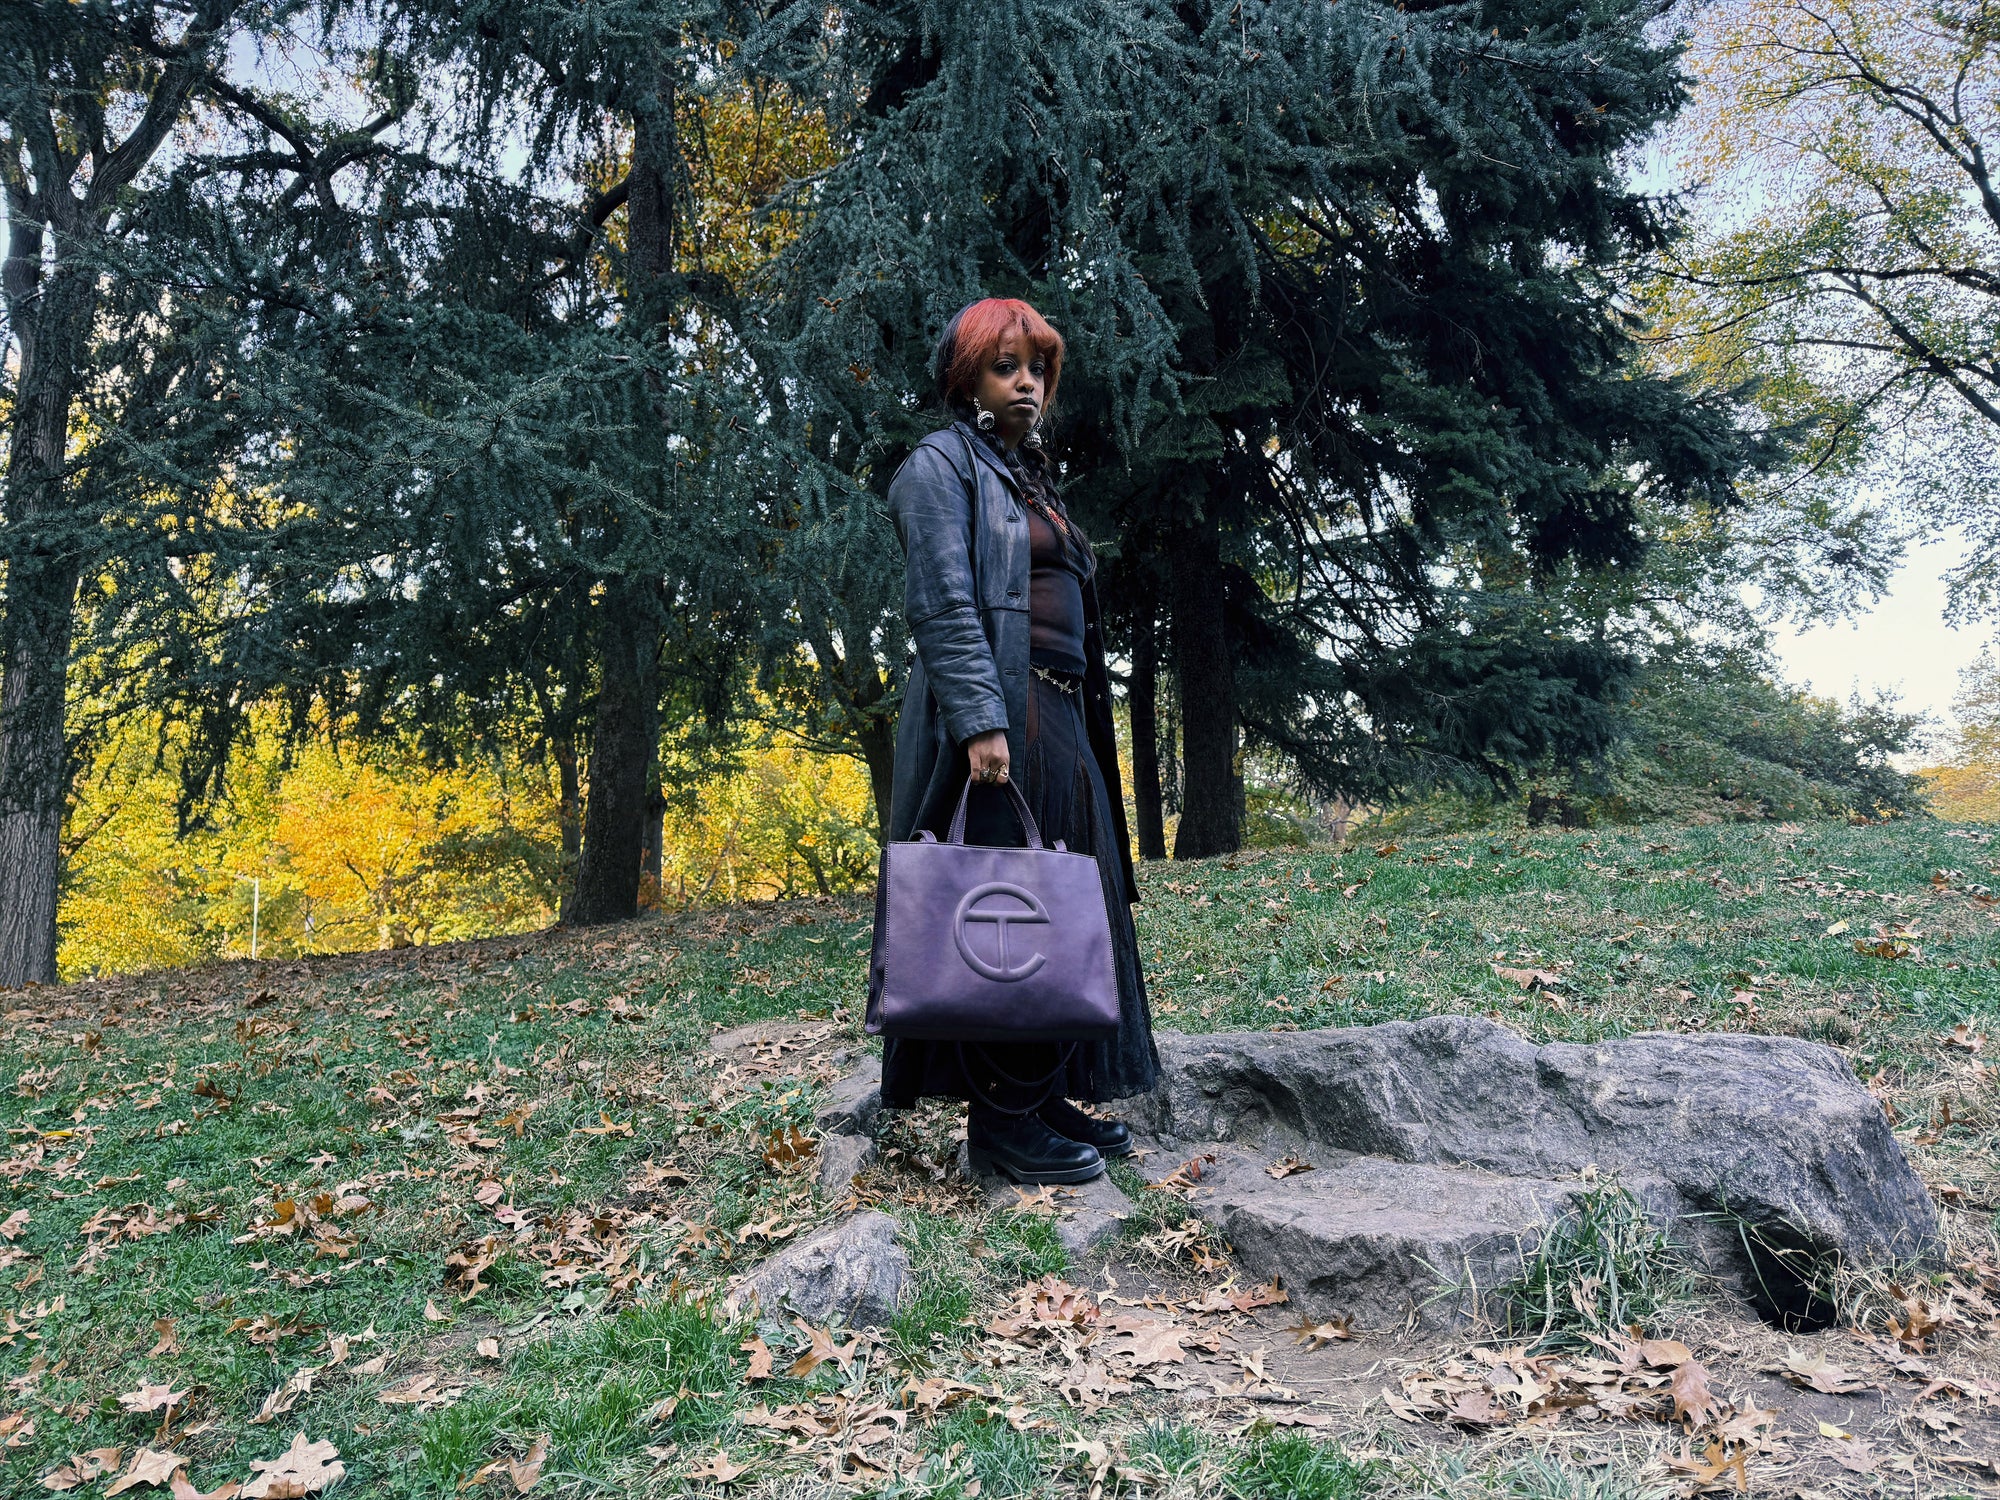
[973,400,997,432]
[1024,421,1044,449]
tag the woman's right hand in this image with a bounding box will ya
[965,729,1010,785]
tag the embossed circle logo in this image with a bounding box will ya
[952,882,1051,982]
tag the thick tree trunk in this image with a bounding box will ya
[555,736,583,861]
[0,561,79,986]
[551,731,585,924]
[640,772,665,893]
[569,584,663,923]
[1129,610,1167,860]
[0,259,96,986]
[855,712,897,843]
[565,62,676,925]
[1170,519,1242,859]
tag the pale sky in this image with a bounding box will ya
[1765,533,1991,741]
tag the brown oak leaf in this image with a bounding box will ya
[40,1448,122,1492]
[106,1449,187,1495]
[241,1433,345,1498]
[1670,1359,1724,1430]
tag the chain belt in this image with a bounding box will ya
[1031,664,1081,694]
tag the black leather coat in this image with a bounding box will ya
[885,421,1139,905]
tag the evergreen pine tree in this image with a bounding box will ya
[0,1,423,983]
[763,0,1765,856]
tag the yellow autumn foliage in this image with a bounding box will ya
[1922,653,2000,824]
[59,717,880,979]
[653,736,878,906]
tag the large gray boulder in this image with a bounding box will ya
[1128,1017,1936,1327]
[732,1210,909,1328]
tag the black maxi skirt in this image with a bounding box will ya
[879,670,1161,1109]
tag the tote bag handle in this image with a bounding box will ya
[944,776,1045,850]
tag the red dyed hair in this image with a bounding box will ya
[937,298,1065,409]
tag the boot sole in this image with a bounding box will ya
[968,1147,1107,1186]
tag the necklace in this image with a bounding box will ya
[1026,490,1072,539]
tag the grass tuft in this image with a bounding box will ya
[1225,1432,1376,1500]
[925,1402,1054,1497]
[1488,1177,1695,1348]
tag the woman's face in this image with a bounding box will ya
[971,327,1047,446]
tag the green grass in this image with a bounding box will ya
[1485,1177,1696,1349]
[1226,1432,1377,1500]
[0,818,1993,1495]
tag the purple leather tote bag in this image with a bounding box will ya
[865,777,1119,1042]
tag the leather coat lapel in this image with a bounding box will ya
[953,420,1021,494]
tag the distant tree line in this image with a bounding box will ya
[0,0,1930,984]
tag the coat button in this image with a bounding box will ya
[1007,589,1020,600]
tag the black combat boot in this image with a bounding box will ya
[1037,1097,1134,1159]
[967,1105,1106,1185]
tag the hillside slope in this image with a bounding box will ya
[1,821,1993,1496]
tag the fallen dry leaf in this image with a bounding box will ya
[106,1449,187,1495]
[1664,1440,1747,1491]
[241,1433,345,1498]
[475,1338,501,1361]
[1782,1350,1866,1394]
[741,1337,774,1380]
[761,1126,815,1168]
[1114,1320,1190,1367]
[377,1374,459,1410]
[148,1320,180,1358]
[1946,1022,1985,1052]
[1716,1399,1781,1444]
[1265,1154,1313,1179]
[1492,964,1562,991]
[250,1368,318,1426]
[0,1209,27,1240]
[1640,1338,1693,1368]
[168,1472,240,1500]
[423,1299,448,1323]
[1287,1316,1354,1348]
[1670,1359,1724,1429]
[508,1434,549,1492]
[117,1381,187,1417]
[684,1453,746,1484]
[40,1448,123,1492]
[787,1321,859,1378]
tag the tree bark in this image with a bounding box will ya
[552,736,584,924]
[565,60,676,925]
[640,771,665,892]
[0,4,238,984]
[569,583,663,923]
[0,256,97,986]
[854,710,897,843]
[1130,609,1167,860]
[1170,517,1242,859]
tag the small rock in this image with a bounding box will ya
[816,1133,876,1197]
[817,1055,883,1138]
[734,1211,909,1329]
[708,1020,793,1056]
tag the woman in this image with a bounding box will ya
[880,297,1159,1185]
